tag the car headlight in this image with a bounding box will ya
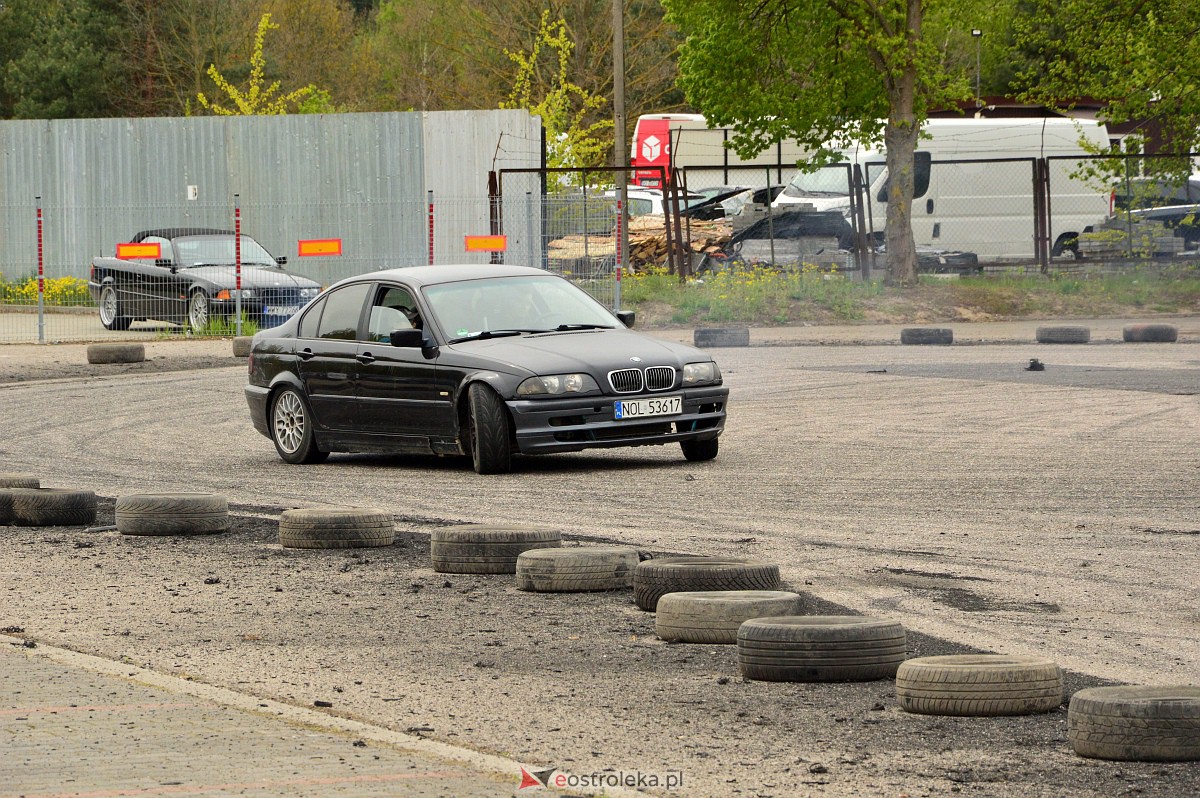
[300,287,320,300]
[517,373,599,396]
[682,361,721,385]
[216,289,255,300]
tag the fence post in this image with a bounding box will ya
[427,190,435,265]
[36,197,44,344]
[525,191,534,268]
[488,172,502,265]
[614,198,623,312]
[234,194,242,336]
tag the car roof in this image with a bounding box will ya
[133,228,235,241]
[330,264,556,291]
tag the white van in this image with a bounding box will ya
[773,118,1112,261]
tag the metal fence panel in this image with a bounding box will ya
[0,111,543,343]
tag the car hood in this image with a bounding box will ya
[182,265,320,289]
[450,329,712,381]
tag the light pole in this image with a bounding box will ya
[971,29,983,107]
[613,0,627,311]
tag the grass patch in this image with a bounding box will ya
[154,314,260,339]
[623,264,1200,326]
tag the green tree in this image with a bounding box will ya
[501,10,612,180]
[663,0,979,284]
[1015,0,1200,168]
[357,0,684,156]
[196,12,317,115]
[2,0,129,118]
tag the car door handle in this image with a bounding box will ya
[356,352,376,365]
[298,348,315,361]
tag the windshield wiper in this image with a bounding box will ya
[447,329,541,344]
[554,323,613,331]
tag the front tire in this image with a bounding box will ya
[270,387,328,464]
[467,383,512,474]
[98,285,131,331]
[188,290,210,331]
[681,437,719,462]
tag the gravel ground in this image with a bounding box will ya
[3,500,1183,798]
[2,323,1199,797]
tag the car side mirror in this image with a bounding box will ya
[389,328,425,348]
[616,310,635,328]
[276,256,288,266]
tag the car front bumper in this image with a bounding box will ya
[506,385,728,455]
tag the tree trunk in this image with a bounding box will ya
[881,0,922,287]
[883,120,920,285]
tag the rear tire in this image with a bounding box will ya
[270,387,329,464]
[681,437,719,462]
[99,285,131,331]
[467,383,511,474]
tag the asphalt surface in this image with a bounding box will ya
[1,320,1198,797]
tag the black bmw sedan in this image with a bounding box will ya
[244,264,728,473]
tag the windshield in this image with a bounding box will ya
[424,275,617,341]
[781,164,854,198]
[172,235,277,268]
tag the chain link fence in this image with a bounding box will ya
[673,154,1200,278]
[6,154,1198,343]
[0,191,627,343]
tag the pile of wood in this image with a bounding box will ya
[545,215,733,274]
[626,216,732,272]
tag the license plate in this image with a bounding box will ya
[264,305,300,317]
[614,395,681,420]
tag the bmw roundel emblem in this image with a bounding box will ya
[630,356,642,362]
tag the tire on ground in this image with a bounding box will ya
[9,488,98,526]
[633,557,781,612]
[116,493,230,536]
[1069,686,1200,761]
[0,490,17,524]
[900,327,953,345]
[896,654,1063,716]
[655,590,802,644]
[232,336,253,357]
[1036,325,1090,344]
[0,473,39,489]
[87,343,146,364]
[737,615,907,682]
[1122,323,1178,343]
[431,524,561,573]
[694,327,750,348]
[278,508,395,549]
[515,546,639,592]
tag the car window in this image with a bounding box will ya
[297,296,326,339]
[424,275,614,338]
[367,285,422,342]
[628,198,655,216]
[141,236,172,263]
[316,283,370,341]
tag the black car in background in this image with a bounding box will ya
[244,264,728,474]
[88,228,321,331]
